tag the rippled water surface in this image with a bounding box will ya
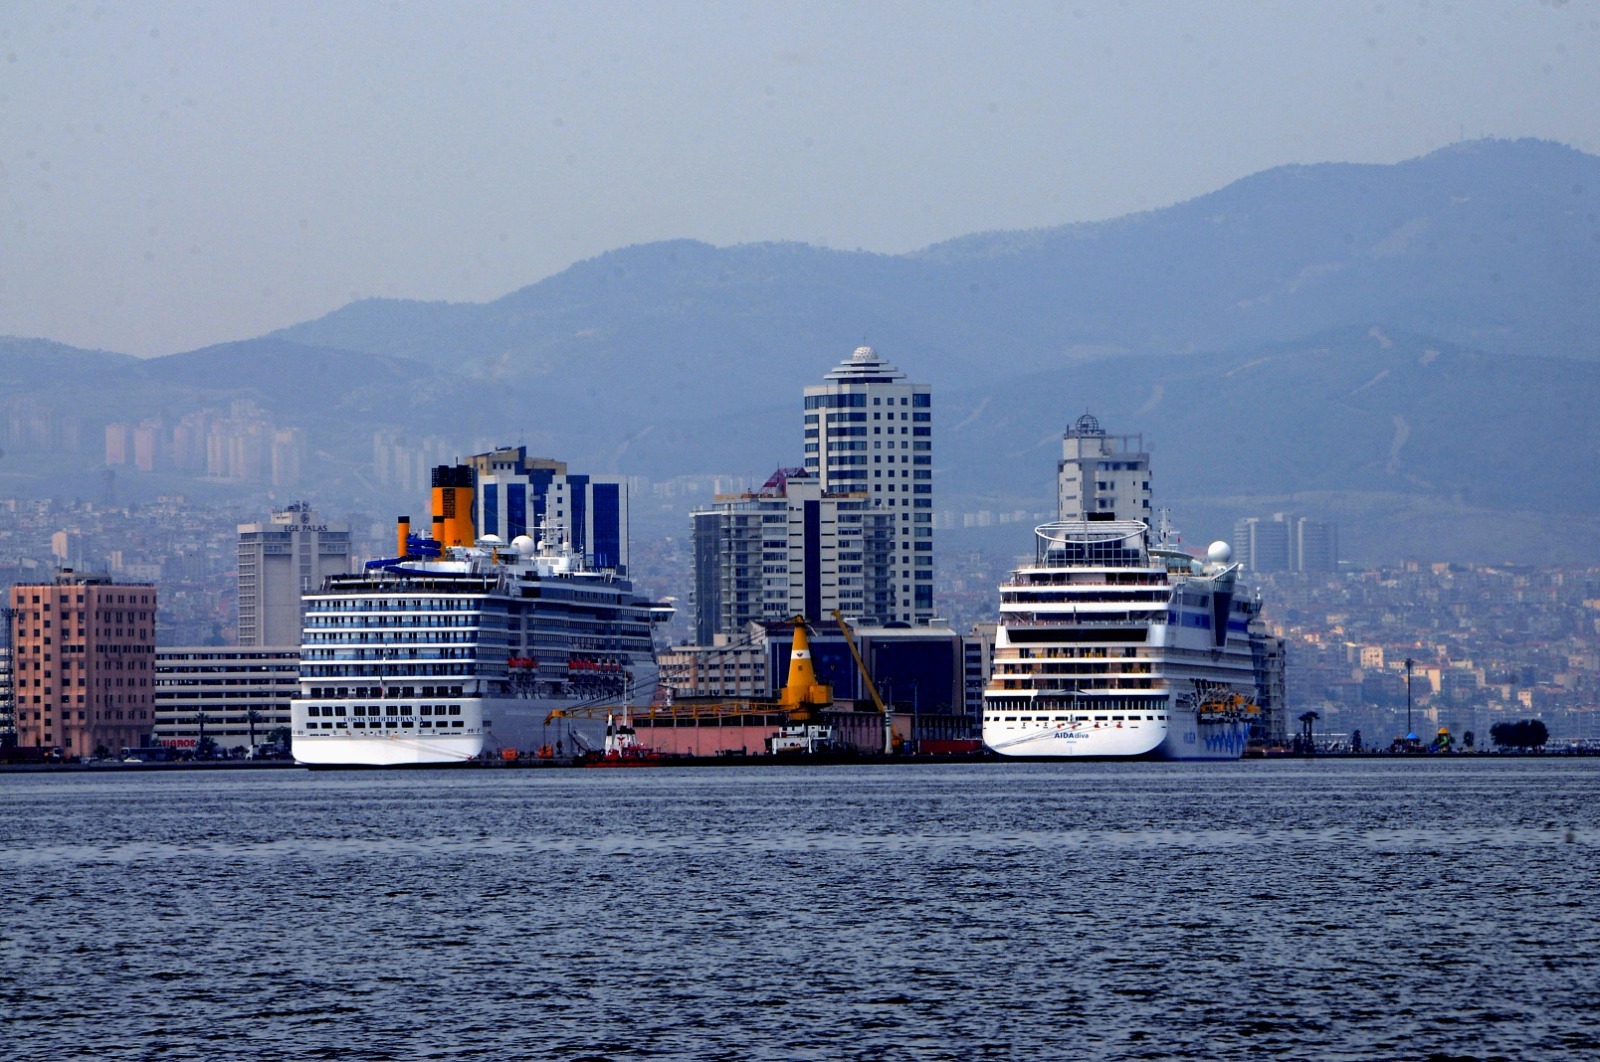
[3,759,1597,1061]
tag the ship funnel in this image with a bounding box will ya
[430,465,476,548]
[778,616,833,723]
[397,516,410,559]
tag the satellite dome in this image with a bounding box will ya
[852,345,877,362]
[1207,541,1233,564]
[511,535,536,556]
[480,534,504,546]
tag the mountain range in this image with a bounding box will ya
[2,137,1597,563]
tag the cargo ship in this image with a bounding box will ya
[290,466,672,767]
[980,515,1263,760]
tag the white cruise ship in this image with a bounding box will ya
[291,474,670,766]
[981,516,1264,760]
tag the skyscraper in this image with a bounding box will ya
[1057,413,1151,521]
[237,503,351,647]
[803,346,933,624]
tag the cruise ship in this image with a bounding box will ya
[981,515,1264,760]
[291,466,671,767]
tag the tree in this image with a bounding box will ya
[1489,719,1549,750]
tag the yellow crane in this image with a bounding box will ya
[833,609,894,755]
[544,615,835,739]
[546,616,892,756]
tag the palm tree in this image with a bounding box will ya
[245,709,262,749]
[194,711,213,759]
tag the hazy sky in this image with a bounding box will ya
[3,1,1596,356]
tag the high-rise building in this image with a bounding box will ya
[803,346,933,624]
[690,468,892,643]
[237,503,351,647]
[468,447,629,572]
[1294,517,1339,573]
[1234,515,1293,573]
[7,571,156,756]
[1233,512,1338,573]
[1056,413,1151,521]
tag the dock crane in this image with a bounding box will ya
[544,616,842,755]
[833,610,894,755]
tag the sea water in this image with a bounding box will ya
[2,759,1596,1061]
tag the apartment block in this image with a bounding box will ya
[7,571,156,756]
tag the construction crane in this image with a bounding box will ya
[833,610,893,755]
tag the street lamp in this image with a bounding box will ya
[1405,657,1415,740]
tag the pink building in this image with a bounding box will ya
[8,572,157,758]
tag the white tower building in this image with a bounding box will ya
[1056,413,1151,522]
[803,346,933,625]
[237,503,351,647]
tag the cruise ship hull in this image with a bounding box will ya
[293,688,625,767]
[983,709,1253,761]
[294,732,483,767]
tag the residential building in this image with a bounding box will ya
[237,503,351,647]
[802,345,934,624]
[467,446,629,572]
[690,467,890,643]
[7,571,156,756]
[1056,413,1151,521]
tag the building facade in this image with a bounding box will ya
[237,502,351,646]
[690,467,892,643]
[468,446,629,572]
[152,646,300,752]
[7,571,157,756]
[1057,413,1151,521]
[963,621,998,721]
[0,646,13,747]
[803,346,934,624]
[658,629,769,699]
[1234,512,1339,573]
